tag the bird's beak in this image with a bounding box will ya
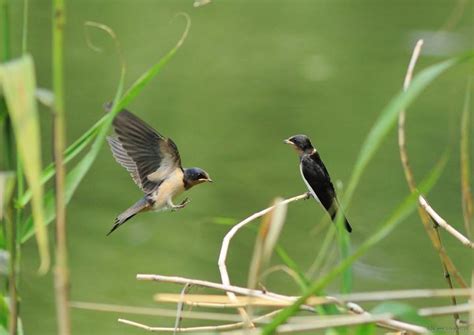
[199,178,213,183]
[284,139,293,145]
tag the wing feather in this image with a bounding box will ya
[107,110,182,193]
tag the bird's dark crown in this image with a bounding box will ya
[285,134,314,154]
[183,167,213,189]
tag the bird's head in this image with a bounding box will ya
[184,168,213,189]
[284,134,315,155]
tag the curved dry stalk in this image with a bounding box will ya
[137,273,442,333]
[419,196,474,248]
[397,39,467,333]
[216,193,308,325]
[173,284,192,335]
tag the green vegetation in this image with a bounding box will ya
[0,1,472,334]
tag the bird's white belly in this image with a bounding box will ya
[300,163,320,203]
[150,169,185,210]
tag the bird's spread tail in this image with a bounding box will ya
[107,198,149,236]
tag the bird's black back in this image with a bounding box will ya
[300,151,336,213]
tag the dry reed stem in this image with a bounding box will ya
[118,310,281,333]
[173,283,191,334]
[418,303,474,317]
[419,196,474,248]
[398,39,467,333]
[137,274,317,310]
[52,0,71,333]
[118,313,405,334]
[154,288,473,307]
[221,313,429,335]
[139,274,451,332]
[70,301,243,322]
[216,193,307,325]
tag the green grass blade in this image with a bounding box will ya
[0,55,50,273]
[17,116,103,207]
[263,153,447,334]
[460,80,473,238]
[20,16,190,243]
[119,13,190,108]
[343,53,472,208]
[331,53,472,298]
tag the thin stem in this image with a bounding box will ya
[397,39,465,333]
[118,310,281,333]
[153,287,473,307]
[460,81,472,238]
[5,189,17,335]
[1,0,11,61]
[419,196,473,248]
[52,0,71,334]
[217,193,308,326]
[21,0,29,54]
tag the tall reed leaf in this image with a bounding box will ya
[263,51,473,334]
[17,115,102,207]
[0,55,49,272]
[263,153,447,334]
[342,53,472,208]
[460,81,472,238]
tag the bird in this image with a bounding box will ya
[284,134,352,233]
[106,109,212,235]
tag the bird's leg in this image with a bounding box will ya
[168,198,191,211]
[305,191,312,200]
[178,197,191,207]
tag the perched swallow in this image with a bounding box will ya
[284,134,352,232]
[106,109,212,235]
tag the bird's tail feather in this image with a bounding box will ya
[329,201,352,233]
[107,198,149,236]
[329,210,352,233]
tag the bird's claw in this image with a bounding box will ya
[171,198,191,211]
[305,192,312,200]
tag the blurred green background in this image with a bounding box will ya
[7,0,473,333]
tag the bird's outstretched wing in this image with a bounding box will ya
[107,110,182,193]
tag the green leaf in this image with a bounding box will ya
[0,55,49,273]
[330,53,473,298]
[208,216,238,226]
[263,159,445,333]
[460,80,473,237]
[342,54,471,207]
[354,323,376,335]
[17,115,103,208]
[20,16,191,243]
[0,172,15,221]
[371,302,436,333]
[0,294,8,331]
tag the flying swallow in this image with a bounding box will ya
[284,134,352,232]
[106,109,212,235]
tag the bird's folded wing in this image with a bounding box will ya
[107,110,182,193]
